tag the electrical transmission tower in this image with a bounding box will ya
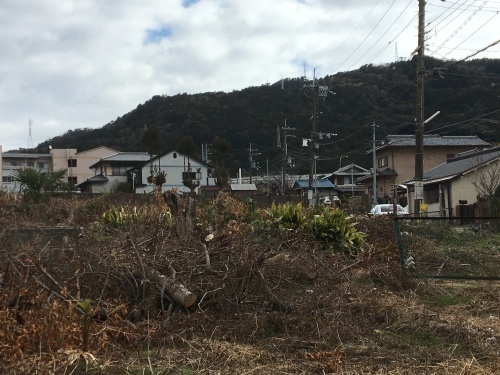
[28,118,34,149]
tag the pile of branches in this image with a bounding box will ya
[0,192,405,372]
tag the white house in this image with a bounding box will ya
[131,150,216,194]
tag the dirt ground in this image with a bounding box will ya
[0,195,498,374]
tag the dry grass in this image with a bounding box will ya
[0,194,498,374]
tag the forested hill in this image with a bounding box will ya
[36,57,500,175]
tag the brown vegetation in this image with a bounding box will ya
[0,192,498,374]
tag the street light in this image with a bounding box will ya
[339,155,348,169]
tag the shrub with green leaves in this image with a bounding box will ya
[101,206,138,229]
[307,207,365,253]
[268,201,305,229]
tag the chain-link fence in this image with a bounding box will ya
[394,217,500,280]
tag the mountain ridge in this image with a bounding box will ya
[35,57,500,175]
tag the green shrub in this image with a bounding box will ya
[268,201,305,229]
[307,207,365,253]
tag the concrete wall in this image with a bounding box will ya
[51,147,117,186]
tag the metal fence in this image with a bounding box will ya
[394,217,500,280]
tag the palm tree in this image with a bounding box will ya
[12,168,67,202]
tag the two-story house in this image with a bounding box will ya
[322,163,370,197]
[131,150,215,194]
[358,134,491,205]
[77,152,152,193]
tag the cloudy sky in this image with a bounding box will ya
[1,0,498,151]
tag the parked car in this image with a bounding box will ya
[319,196,341,206]
[369,204,409,216]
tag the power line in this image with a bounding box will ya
[425,108,500,134]
[441,10,499,58]
[332,0,398,73]
[345,0,414,71]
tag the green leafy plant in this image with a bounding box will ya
[307,207,365,253]
[268,201,305,229]
[101,206,138,228]
[11,168,67,202]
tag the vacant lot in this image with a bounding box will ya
[0,194,498,374]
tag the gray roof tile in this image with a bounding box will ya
[376,134,490,151]
[405,146,500,183]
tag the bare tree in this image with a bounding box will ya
[468,158,500,200]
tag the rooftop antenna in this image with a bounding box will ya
[28,118,33,149]
[395,42,399,62]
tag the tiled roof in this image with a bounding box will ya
[101,152,151,162]
[2,152,51,159]
[375,134,490,152]
[294,179,336,189]
[90,152,152,168]
[230,183,257,191]
[76,173,108,187]
[356,168,397,182]
[405,146,500,183]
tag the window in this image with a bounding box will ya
[425,185,439,204]
[377,156,388,168]
[38,162,47,170]
[67,159,77,168]
[26,161,34,167]
[337,176,344,185]
[182,171,197,181]
[112,166,128,175]
[68,176,78,185]
[173,152,177,159]
[9,161,18,167]
[2,176,14,183]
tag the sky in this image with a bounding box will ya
[1,0,499,152]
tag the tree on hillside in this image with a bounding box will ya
[142,126,167,191]
[177,136,200,194]
[212,136,231,188]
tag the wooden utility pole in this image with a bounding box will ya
[414,0,426,215]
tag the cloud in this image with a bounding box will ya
[0,0,498,151]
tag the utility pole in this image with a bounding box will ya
[248,142,260,184]
[304,68,330,206]
[372,122,378,207]
[281,119,295,195]
[414,0,426,216]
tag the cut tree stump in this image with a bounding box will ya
[155,272,197,308]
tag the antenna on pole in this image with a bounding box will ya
[28,118,33,149]
[395,42,399,62]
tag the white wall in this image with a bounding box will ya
[137,151,215,194]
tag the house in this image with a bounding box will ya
[359,134,491,204]
[1,151,51,193]
[50,146,118,187]
[404,146,500,216]
[322,163,370,197]
[130,150,215,194]
[293,178,339,198]
[77,152,151,193]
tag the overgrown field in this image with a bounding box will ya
[0,193,498,374]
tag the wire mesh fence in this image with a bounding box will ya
[394,216,500,280]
